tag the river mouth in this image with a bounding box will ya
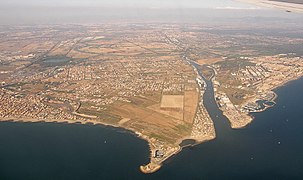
[1,70,303,179]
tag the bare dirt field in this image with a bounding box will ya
[183,90,199,123]
[160,95,184,109]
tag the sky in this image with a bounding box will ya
[1,0,301,25]
[0,0,259,9]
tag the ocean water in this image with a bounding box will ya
[1,77,303,180]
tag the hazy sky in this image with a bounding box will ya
[1,0,300,25]
[0,0,259,9]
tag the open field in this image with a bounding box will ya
[160,95,184,110]
[1,23,303,173]
[183,91,199,123]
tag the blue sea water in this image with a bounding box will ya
[0,77,303,180]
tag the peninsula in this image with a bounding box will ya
[1,23,303,173]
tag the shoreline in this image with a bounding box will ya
[210,66,254,130]
[0,116,215,174]
[228,76,303,129]
[236,0,303,12]
[1,67,300,174]
[0,59,216,175]
[210,62,303,130]
[139,135,216,174]
[243,74,303,114]
[129,58,218,173]
[1,61,217,175]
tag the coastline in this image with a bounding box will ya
[0,61,217,174]
[0,60,216,175]
[236,0,303,12]
[210,66,254,130]
[140,135,216,174]
[0,116,215,174]
[210,59,303,130]
[121,59,217,173]
[2,65,303,179]
[1,66,300,174]
[224,75,303,129]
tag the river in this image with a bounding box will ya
[1,75,303,179]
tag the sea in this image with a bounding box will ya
[1,77,303,180]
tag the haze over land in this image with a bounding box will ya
[1,0,302,24]
[0,0,257,8]
[1,0,303,175]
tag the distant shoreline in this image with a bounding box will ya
[236,0,303,12]
[269,0,303,5]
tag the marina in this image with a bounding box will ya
[1,72,303,180]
